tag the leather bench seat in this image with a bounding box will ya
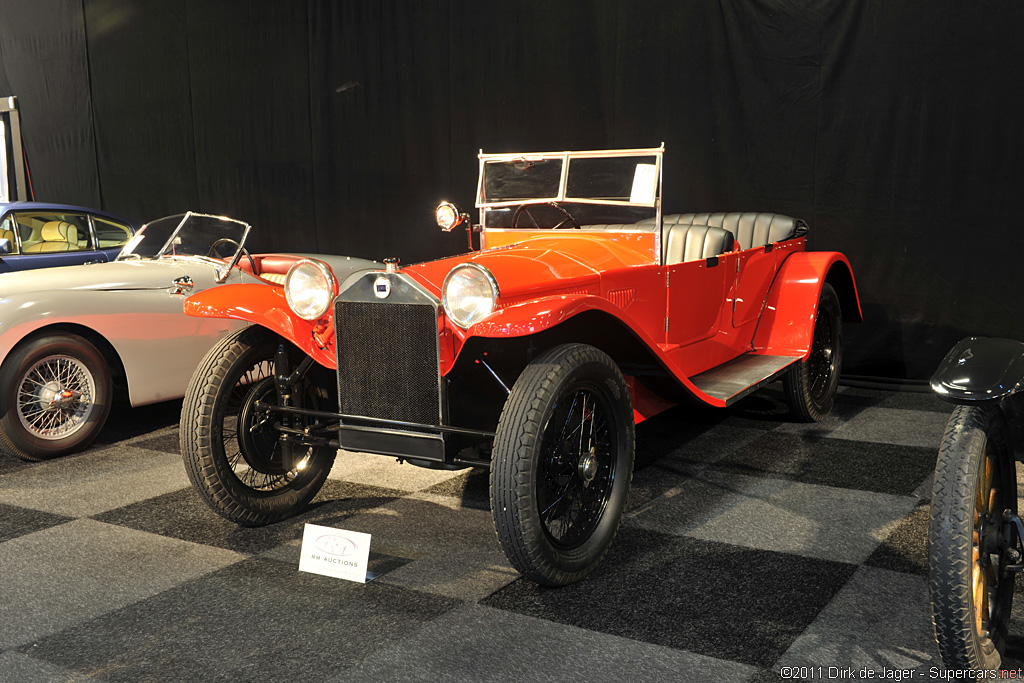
[663,212,805,251]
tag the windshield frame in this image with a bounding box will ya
[475,145,664,211]
[117,211,252,283]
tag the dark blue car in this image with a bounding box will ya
[0,201,137,273]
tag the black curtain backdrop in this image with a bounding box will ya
[0,0,1021,380]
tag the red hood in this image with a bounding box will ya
[403,233,656,300]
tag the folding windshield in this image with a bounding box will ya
[477,146,663,209]
[119,212,250,261]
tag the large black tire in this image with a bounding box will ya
[930,404,1017,670]
[490,343,634,586]
[0,334,112,461]
[784,283,842,422]
[180,326,336,526]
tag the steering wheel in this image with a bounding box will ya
[511,202,581,230]
[208,238,257,274]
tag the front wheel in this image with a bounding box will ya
[490,344,635,586]
[930,404,1017,670]
[784,282,842,422]
[0,334,112,461]
[180,326,336,526]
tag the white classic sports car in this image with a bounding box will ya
[0,212,378,461]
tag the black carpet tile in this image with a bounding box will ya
[704,431,937,496]
[0,503,73,543]
[483,527,858,668]
[89,400,183,447]
[16,557,460,683]
[93,479,406,555]
[130,430,182,454]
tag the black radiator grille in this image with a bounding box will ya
[335,300,441,425]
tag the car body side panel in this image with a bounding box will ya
[751,251,862,359]
[0,260,250,406]
[468,293,725,406]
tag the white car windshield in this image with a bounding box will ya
[118,212,250,261]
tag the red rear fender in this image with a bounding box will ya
[184,284,337,368]
[752,252,862,359]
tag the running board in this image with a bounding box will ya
[690,353,801,406]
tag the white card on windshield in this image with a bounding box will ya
[630,163,658,204]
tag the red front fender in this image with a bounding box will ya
[752,251,862,359]
[467,294,725,406]
[184,284,337,369]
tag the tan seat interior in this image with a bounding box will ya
[23,221,81,253]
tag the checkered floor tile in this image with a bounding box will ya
[2,384,1021,682]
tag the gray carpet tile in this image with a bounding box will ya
[482,528,857,668]
[421,468,491,510]
[627,469,919,564]
[0,519,244,649]
[0,446,190,518]
[0,385,1008,680]
[17,557,460,683]
[338,603,759,682]
[863,501,929,576]
[775,566,942,675]
[0,502,73,543]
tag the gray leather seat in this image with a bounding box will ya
[662,212,805,251]
[664,224,735,265]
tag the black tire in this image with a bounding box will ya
[784,283,842,422]
[180,326,336,526]
[930,404,1017,670]
[0,334,112,461]
[490,343,634,586]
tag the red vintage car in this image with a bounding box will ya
[179,146,862,585]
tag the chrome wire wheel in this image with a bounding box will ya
[537,385,615,549]
[17,354,96,440]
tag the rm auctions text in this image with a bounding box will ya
[779,665,1024,680]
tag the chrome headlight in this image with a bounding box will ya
[442,263,499,329]
[284,259,337,321]
[435,201,467,232]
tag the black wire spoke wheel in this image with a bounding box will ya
[784,283,842,422]
[223,368,307,492]
[181,326,336,526]
[537,387,615,548]
[490,343,634,586]
[930,404,1017,670]
[0,334,112,461]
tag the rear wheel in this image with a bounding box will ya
[930,404,1017,670]
[490,344,634,586]
[180,326,336,526]
[0,334,112,461]
[784,283,842,421]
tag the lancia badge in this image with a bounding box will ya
[373,276,391,299]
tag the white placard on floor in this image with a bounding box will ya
[298,523,372,583]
